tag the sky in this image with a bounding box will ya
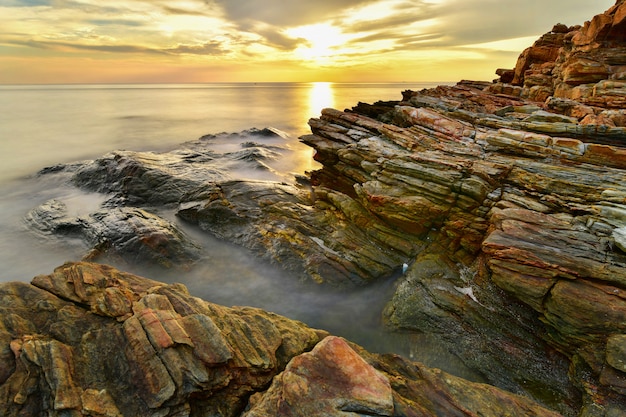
[0,0,617,84]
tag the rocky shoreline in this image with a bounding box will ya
[3,1,626,415]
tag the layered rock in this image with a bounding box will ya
[33,130,424,285]
[18,2,626,415]
[494,0,626,108]
[0,262,562,417]
[301,84,626,412]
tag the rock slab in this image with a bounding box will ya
[0,262,563,417]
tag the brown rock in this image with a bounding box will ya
[0,263,569,417]
[561,58,610,86]
[607,335,626,373]
[244,336,394,417]
[0,262,325,417]
[11,3,626,416]
[496,68,515,84]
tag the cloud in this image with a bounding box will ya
[205,0,388,52]
[211,0,380,27]
[166,41,229,55]
[0,0,619,83]
[8,37,235,57]
[0,0,51,6]
[6,38,167,54]
[161,5,210,16]
[86,19,146,27]
[321,0,616,59]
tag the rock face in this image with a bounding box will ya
[18,1,626,415]
[0,262,562,417]
[495,0,626,108]
[303,84,626,413]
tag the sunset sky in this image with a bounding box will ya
[0,0,617,84]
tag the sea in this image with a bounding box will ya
[0,82,477,378]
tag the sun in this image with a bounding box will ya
[286,23,347,63]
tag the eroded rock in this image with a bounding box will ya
[0,263,564,417]
[0,262,325,417]
[16,2,626,414]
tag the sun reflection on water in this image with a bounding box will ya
[308,82,335,119]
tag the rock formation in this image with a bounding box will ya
[0,262,562,417]
[15,1,626,415]
[493,0,626,108]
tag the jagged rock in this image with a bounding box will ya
[382,253,577,410]
[614,226,626,252]
[499,0,626,110]
[0,262,326,417]
[298,12,626,408]
[243,336,394,417]
[0,262,562,417]
[17,2,626,415]
[176,180,422,285]
[26,128,298,269]
[71,127,291,205]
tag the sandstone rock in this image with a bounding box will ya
[614,226,626,252]
[369,352,564,417]
[607,335,626,373]
[243,336,394,417]
[177,179,423,286]
[383,253,577,412]
[498,0,626,112]
[523,110,578,124]
[496,68,515,84]
[0,263,563,417]
[17,2,626,415]
[0,262,325,417]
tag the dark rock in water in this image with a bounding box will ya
[72,149,229,205]
[199,126,289,141]
[25,200,202,269]
[28,128,296,269]
[68,128,293,205]
[224,147,281,164]
[0,262,562,417]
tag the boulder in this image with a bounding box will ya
[25,200,202,269]
[243,336,394,417]
[0,262,563,417]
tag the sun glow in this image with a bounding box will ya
[287,24,348,63]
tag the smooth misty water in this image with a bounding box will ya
[0,82,477,378]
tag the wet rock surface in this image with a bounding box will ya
[17,1,626,415]
[26,200,202,269]
[0,262,562,417]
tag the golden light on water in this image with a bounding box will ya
[308,82,335,119]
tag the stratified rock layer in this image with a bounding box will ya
[18,1,626,415]
[495,0,626,108]
[0,262,561,417]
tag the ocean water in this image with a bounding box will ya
[0,82,476,377]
